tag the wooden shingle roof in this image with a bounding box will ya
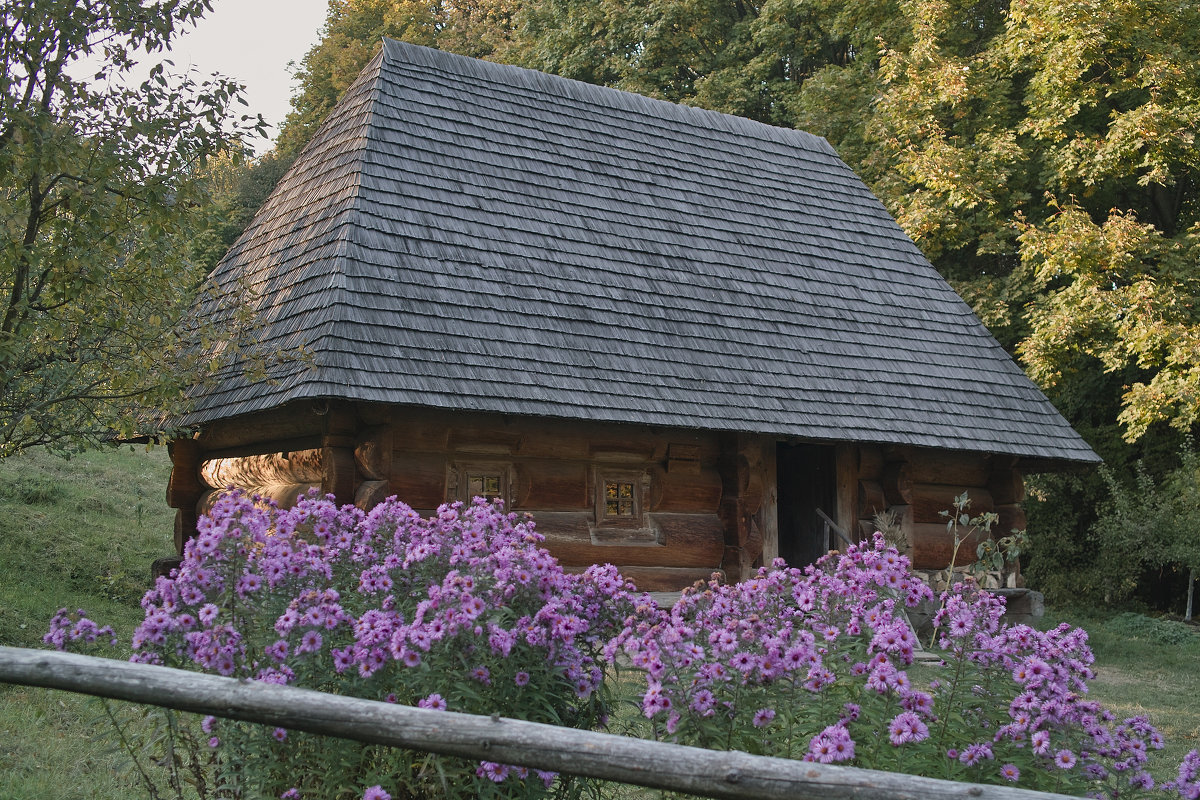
[185,39,1098,465]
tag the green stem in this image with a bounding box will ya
[102,700,162,800]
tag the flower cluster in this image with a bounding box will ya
[614,533,1199,799]
[927,577,1173,795]
[611,533,937,762]
[44,607,118,651]
[82,490,650,800]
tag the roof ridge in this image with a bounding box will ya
[378,38,837,158]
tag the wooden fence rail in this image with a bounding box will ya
[0,646,1076,800]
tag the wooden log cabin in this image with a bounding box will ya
[164,40,1099,589]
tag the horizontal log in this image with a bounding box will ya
[355,427,392,480]
[0,647,1076,800]
[199,449,325,489]
[565,566,721,593]
[881,460,992,508]
[857,480,886,518]
[897,506,992,571]
[197,484,321,516]
[355,480,390,510]
[857,446,885,480]
[895,451,992,486]
[388,451,448,509]
[908,484,994,525]
[534,513,725,569]
[648,466,723,514]
[198,410,326,453]
[988,469,1026,505]
[514,461,590,510]
[995,504,1028,536]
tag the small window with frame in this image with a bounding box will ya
[594,471,647,527]
[451,463,511,506]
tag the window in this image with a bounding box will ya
[469,473,503,499]
[451,462,511,506]
[604,480,636,518]
[594,470,648,529]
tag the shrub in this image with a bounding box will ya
[614,533,1200,799]
[51,491,649,800]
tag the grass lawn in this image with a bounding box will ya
[0,445,176,800]
[0,446,1198,799]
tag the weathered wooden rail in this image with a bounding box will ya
[0,646,1076,800]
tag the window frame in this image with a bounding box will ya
[593,469,649,529]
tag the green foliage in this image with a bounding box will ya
[870,0,1200,441]
[0,446,203,800]
[1105,612,1198,647]
[0,446,172,649]
[1087,438,1200,612]
[190,149,295,271]
[0,0,266,456]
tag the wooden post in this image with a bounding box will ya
[834,445,857,544]
[759,444,779,565]
[165,437,204,556]
[719,435,767,582]
[322,404,358,506]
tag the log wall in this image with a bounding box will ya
[168,403,751,591]
[872,449,1024,572]
[166,403,1029,586]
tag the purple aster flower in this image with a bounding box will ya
[418,693,448,711]
[477,761,510,782]
[362,786,390,800]
[1000,763,1020,781]
[887,711,929,746]
[1055,749,1077,770]
[297,629,322,654]
[752,708,776,728]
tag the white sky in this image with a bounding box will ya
[81,0,330,154]
[167,0,329,152]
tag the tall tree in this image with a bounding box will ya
[0,0,264,455]
[870,0,1200,440]
[278,0,521,158]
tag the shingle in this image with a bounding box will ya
[178,39,1099,466]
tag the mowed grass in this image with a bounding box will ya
[0,446,1198,798]
[0,445,176,800]
[1047,609,1200,775]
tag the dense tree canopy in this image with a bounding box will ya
[0,0,263,455]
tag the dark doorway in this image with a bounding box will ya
[777,443,837,567]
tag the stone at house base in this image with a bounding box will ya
[151,556,182,581]
[990,587,1044,627]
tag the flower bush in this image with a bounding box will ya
[51,490,648,800]
[45,499,1200,800]
[613,533,1200,800]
